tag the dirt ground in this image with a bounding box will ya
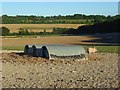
[2,36,98,47]
[2,33,119,47]
[1,52,120,88]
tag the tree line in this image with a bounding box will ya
[0,26,71,36]
[1,17,119,36]
[1,14,119,36]
[63,18,119,34]
[1,14,119,24]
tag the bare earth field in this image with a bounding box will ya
[1,52,120,88]
[1,24,85,33]
[2,36,98,47]
[2,33,119,50]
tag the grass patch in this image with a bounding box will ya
[84,46,120,53]
[2,46,24,51]
[2,45,120,53]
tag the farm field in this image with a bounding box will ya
[1,33,120,88]
[2,36,97,46]
[1,24,85,33]
[1,35,97,51]
[1,1,120,88]
[1,32,120,53]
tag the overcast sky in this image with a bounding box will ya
[1,2,119,16]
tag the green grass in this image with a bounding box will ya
[2,45,120,53]
[2,46,24,51]
[84,46,120,53]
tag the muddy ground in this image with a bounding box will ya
[1,52,120,88]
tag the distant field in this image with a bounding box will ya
[2,36,97,46]
[1,35,119,53]
[1,24,85,33]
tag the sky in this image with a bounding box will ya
[1,2,119,16]
[1,0,120,2]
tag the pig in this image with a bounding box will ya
[87,47,97,54]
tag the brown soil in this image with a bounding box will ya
[2,33,119,47]
[2,36,100,47]
[1,52,120,88]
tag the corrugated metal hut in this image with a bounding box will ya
[32,44,59,57]
[24,45,33,55]
[32,45,43,57]
[32,44,87,60]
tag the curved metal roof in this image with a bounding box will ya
[24,44,87,60]
[24,44,34,47]
[43,45,85,56]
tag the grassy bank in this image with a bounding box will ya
[84,46,120,53]
[2,46,24,51]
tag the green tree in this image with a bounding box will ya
[18,29,29,35]
[44,29,46,33]
[0,27,10,36]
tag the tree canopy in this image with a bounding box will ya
[0,27,10,36]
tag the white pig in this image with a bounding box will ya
[87,47,97,54]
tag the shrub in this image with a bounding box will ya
[0,26,10,36]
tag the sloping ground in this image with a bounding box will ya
[2,33,120,49]
[80,33,120,45]
[77,19,119,33]
[1,52,120,88]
